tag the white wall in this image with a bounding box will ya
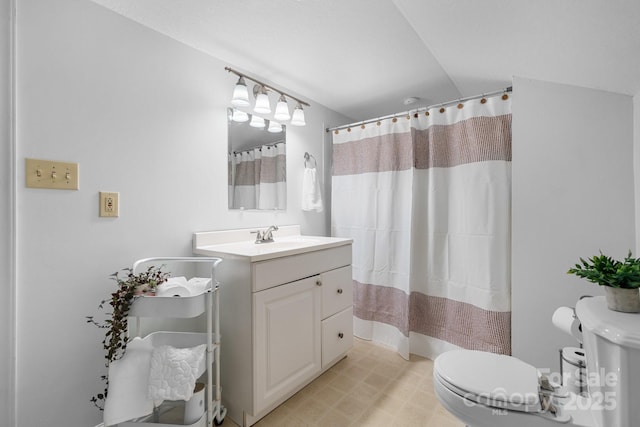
[0,1,14,426]
[511,77,635,371]
[635,93,640,252]
[15,0,347,426]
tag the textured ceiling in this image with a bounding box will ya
[91,0,640,122]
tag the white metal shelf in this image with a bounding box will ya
[110,256,226,427]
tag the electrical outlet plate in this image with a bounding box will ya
[25,158,79,190]
[99,192,119,217]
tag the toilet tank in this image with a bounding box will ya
[576,296,640,427]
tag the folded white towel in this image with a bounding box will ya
[103,337,154,426]
[148,344,207,402]
[302,167,323,212]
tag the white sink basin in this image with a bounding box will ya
[194,234,351,261]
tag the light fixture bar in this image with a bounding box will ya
[225,67,310,108]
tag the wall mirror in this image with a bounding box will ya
[227,108,287,210]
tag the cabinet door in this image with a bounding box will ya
[253,276,321,413]
[320,266,353,320]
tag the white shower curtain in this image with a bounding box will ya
[332,95,512,360]
[230,142,286,210]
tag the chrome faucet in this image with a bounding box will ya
[252,225,279,244]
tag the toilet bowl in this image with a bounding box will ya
[433,297,640,427]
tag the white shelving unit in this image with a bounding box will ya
[115,256,226,427]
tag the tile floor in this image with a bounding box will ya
[222,338,464,427]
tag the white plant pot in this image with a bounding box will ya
[605,287,640,313]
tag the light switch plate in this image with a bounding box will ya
[25,158,79,190]
[99,192,119,217]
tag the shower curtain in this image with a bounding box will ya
[230,142,286,210]
[331,95,512,360]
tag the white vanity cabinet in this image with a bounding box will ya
[193,227,353,427]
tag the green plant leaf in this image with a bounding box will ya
[87,264,170,411]
[568,250,640,289]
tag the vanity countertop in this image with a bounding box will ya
[193,226,352,262]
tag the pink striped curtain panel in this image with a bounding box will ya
[331,95,512,360]
[229,142,286,210]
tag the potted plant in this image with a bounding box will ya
[567,251,640,313]
[86,265,170,409]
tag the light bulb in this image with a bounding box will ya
[232,109,249,122]
[274,94,291,121]
[290,103,306,126]
[254,86,271,114]
[231,77,250,107]
[268,120,283,133]
[250,114,265,128]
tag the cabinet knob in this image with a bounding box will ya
[338,332,344,339]
[337,288,343,294]
[316,280,322,286]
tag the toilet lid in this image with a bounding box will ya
[435,350,541,412]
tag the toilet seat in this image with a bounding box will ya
[434,350,542,413]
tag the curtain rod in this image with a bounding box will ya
[225,67,310,108]
[232,140,285,155]
[326,86,512,133]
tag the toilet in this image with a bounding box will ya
[433,296,640,427]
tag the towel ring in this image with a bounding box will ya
[304,152,317,168]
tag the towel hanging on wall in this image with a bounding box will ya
[302,153,323,212]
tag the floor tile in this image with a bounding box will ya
[220,338,464,427]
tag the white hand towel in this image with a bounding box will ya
[302,167,323,212]
[148,344,207,402]
[103,337,154,426]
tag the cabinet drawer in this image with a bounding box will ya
[252,245,352,292]
[322,307,353,368]
[320,266,353,319]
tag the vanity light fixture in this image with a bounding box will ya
[290,102,306,126]
[225,66,310,126]
[249,114,266,128]
[267,120,283,133]
[231,77,250,107]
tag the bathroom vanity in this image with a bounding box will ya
[193,226,353,427]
